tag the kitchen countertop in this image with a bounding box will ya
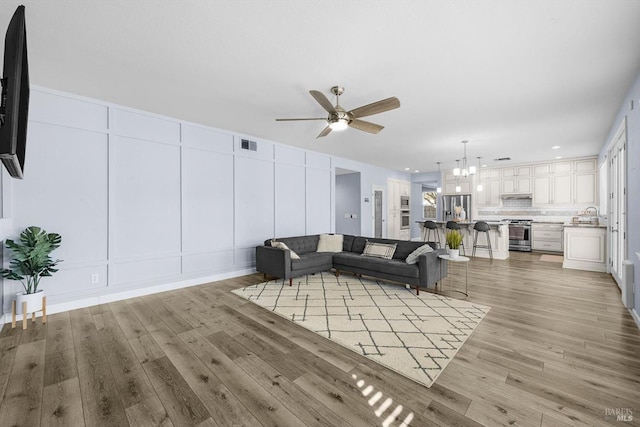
[417,220,507,226]
[563,223,607,228]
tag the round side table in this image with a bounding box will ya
[438,254,470,297]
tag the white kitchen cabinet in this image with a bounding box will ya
[563,225,607,272]
[443,169,471,195]
[387,178,410,239]
[533,176,551,205]
[477,173,501,207]
[532,170,574,206]
[532,223,563,252]
[552,174,572,204]
[574,172,597,204]
[501,166,531,194]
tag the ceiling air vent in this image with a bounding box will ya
[494,157,511,162]
[241,138,258,151]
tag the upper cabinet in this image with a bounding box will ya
[443,170,471,195]
[475,156,598,207]
[532,158,597,205]
[501,166,532,194]
[476,168,501,207]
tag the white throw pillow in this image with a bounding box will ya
[316,234,344,252]
[362,241,397,259]
[405,244,434,264]
[271,240,300,259]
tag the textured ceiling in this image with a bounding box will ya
[3,0,640,173]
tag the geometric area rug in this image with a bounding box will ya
[231,272,491,388]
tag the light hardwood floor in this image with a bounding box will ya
[0,252,638,426]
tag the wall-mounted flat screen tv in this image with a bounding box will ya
[0,5,29,179]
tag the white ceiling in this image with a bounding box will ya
[4,0,640,173]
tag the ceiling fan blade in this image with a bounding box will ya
[275,117,326,121]
[310,90,337,114]
[316,125,332,138]
[348,97,400,119]
[348,119,384,134]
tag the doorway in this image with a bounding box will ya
[335,168,361,235]
[608,120,627,286]
[372,185,385,238]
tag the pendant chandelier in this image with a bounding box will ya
[453,140,476,177]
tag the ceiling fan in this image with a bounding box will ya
[275,86,400,138]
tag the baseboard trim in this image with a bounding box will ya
[630,308,640,330]
[0,268,255,325]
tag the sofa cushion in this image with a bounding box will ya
[317,234,343,252]
[334,252,419,278]
[291,252,334,271]
[405,243,433,264]
[362,241,397,259]
[342,235,356,252]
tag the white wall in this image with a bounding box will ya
[1,86,408,317]
[599,71,640,318]
[0,87,332,314]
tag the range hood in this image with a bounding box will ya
[500,193,532,200]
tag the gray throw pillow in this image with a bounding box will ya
[405,244,434,264]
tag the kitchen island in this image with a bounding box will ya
[417,220,510,260]
[562,222,607,272]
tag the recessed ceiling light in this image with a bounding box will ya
[482,164,487,168]
[555,156,563,159]
[414,169,419,173]
[552,146,560,149]
[404,167,410,171]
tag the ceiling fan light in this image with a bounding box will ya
[329,119,349,131]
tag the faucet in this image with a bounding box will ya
[584,206,599,216]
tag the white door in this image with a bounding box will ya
[609,122,627,285]
[372,186,385,238]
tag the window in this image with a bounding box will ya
[423,191,437,219]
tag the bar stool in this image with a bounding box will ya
[445,221,466,255]
[423,220,441,248]
[472,221,493,260]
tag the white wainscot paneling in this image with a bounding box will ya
[30,90,108,130]
[234,136,274,161]
[183,250,234,275]
[182,125,234,154]
[113,136,181,259]
[40,264,108,297]
[235,157,274,246]
[111,256,182,287]
[275,163,306,237]
[13,122,108,264]
[275,145,305,166]
[183,148,234,252]
[235,247,256,268]
[306,167,331,234]
[306,151,331,169]
[113,109,180,144]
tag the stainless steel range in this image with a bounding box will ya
[504,219,533,252]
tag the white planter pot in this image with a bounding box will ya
[16,290,45,315]
[449,249,460,259]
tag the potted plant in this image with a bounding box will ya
[0,226,62,315]
[446,230,463,259]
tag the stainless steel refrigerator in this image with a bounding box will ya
[441,194,472,222]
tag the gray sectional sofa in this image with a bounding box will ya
[255,234,447,294]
